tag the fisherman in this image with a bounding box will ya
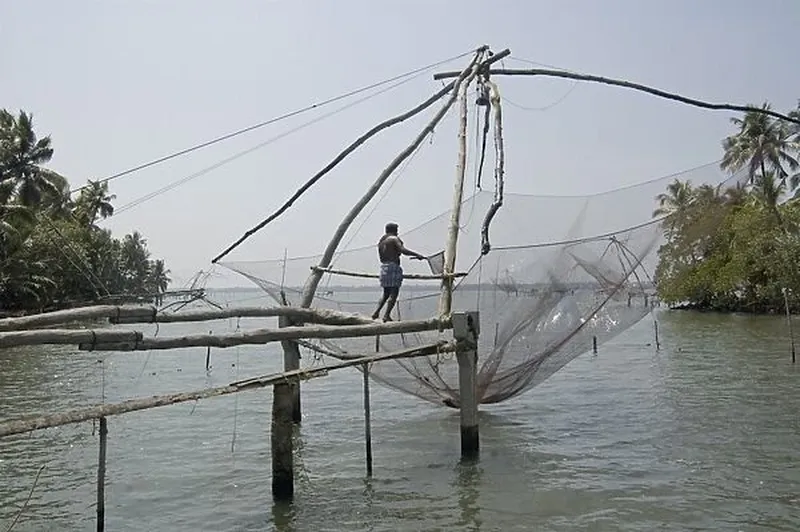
[372,222,426,321]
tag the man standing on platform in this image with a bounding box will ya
[372,222,426,321]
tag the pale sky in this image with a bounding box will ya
[2,0,799,288]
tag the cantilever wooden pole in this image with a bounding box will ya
[432,67,800,125]
[300,48,489,310]
[212,52,477,265]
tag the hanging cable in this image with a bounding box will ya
[112,67,436,218]
[70,48,480,195]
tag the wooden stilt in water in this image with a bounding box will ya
[362,362,373,476]
[592,335,598,354]
[453,311,480,461]
[96,416,108,532]
[783,288,796,363]
[205,331,212,371]
[271,381,295,501]
[279,316,302,423]
[653,320,661,351]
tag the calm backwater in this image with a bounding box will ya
[1,295,798,531]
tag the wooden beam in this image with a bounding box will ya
[433,67,800,125]
[312,266,467,280]
[0,318,451,350]
[0,328,143,349]
[0,304,376,332]
[74,318,450,351]
[114,306,374,326]
[0,305,153,332]
[0,341,454,438]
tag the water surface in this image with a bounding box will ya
[1,302,799,531]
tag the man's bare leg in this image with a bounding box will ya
[383,289,399,322]
[372,289,390,320]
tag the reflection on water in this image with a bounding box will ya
[1,305,799,531]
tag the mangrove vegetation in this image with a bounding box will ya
[654,101,800,312]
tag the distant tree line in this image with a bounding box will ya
[0,109,170,313]
[653,101,800,312]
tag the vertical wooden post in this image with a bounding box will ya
[96,416,108,532]
[279,316,302,423]
[439,55,483,317]
[653,320,661,351]
[453,311,480,461]
[783,288,796,363]
[362,363,373,476]
[271,381,295,501]
[592,335,598,354]
[205,331,212,371]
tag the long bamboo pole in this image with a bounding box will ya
[211,49,486,265]
[83,318,448,351]
[433,67,800,125]
[0,341,454,438]
[311,266,467,280]
[0,317,449,350]
[300,49,489,310]
[0,304,375,332]
[439,54,483,317]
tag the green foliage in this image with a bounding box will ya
[0,108,170,312]
[654,102,800,312]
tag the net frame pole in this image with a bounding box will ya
[439,48,510,317]
[439,57,479,317]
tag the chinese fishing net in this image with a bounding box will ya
[220,158,746,407]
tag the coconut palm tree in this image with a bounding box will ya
[653,179,694,218]
[146,259,171,305]
[751,171,787,227]
[0,109,67,208]
[74,179,116,227]
[720,103,799,190]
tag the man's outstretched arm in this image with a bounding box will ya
[399,243,426,260]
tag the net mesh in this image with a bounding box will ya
[220,158,747,407]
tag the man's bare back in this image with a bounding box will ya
[378,235,404,264]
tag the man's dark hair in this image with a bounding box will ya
[385,222,398,234]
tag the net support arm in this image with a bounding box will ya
[300,48,491,309]
[211,49,483,265]
[433,67,800,125]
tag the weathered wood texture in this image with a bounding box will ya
[0,304,375,332]
[439,53,484,317]
[0,328,143,349]
[453,311,480,460]
[0,341,454,438]
[279,315,302,423]
[0,317,450,350]
[271,381,295,501]
[96,417,108,532]
[433,66,800,125]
